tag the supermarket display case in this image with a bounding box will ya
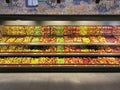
[0,15,120,72]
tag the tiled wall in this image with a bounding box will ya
[0,0,120,15]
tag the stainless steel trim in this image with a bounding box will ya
[0,43,120,46]
[0,53,119,56]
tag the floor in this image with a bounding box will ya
[0,73,120,90]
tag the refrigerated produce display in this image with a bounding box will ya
[0,25,120,71]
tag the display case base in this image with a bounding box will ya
[0,67,120,73]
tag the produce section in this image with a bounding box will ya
[0,45,120,53]
[0,57,119,65]
[1,26,120,36]
[0,25,120,68]
[0,36,119,43]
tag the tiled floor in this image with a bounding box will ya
[0,73,120,90]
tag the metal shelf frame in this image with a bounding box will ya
[0,53,119,56]
[0,42,120,46]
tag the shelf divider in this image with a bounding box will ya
[0,53,119,56]
[0,43,120,46]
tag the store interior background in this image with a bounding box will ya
[0,0,120,90]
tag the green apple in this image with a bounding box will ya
[56,57,65,64]
[57,26,64,36]
[57,37,64,43]
[57,46,64,52]
[34,26,41,35]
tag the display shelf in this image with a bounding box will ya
[0,53,119,56]
[0,42,120,46]
[0,20,120,72]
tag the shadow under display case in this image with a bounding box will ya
[0,19,120,72]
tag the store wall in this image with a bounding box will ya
[0,0,120,15]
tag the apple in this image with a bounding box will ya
[83,58,90,65]
[57,26,64,36]
[57,37,64,43]
[57,46,64,53]
[56,57,65,64]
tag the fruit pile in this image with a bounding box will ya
[0,25,119,67]
[64,46,80,53]
[0,45,119,53]
[5,37,16,42]
[2,26,41,36]
[40,37,56,43]
[23,37,32,43]
[3,26,26,35]
[32,37,39,42]
[1,25,120,43]
[0,57,119,65]
[0,36,119,43]
[2,25,120,36]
